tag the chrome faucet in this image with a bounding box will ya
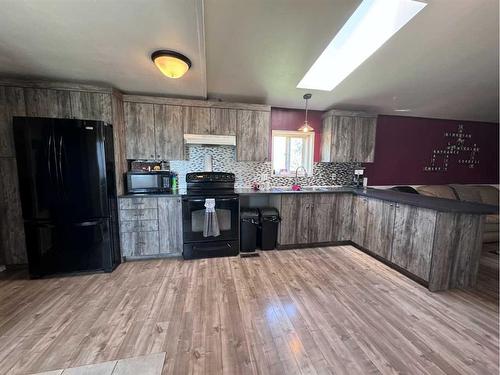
[295,166,307,183]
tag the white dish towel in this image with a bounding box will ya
[203,198,220,237]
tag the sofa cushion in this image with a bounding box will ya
[485,223,498,232]
[450,184,482,203]
[416,185,458,200]
[477,186,499,206]
[486,214,499,224]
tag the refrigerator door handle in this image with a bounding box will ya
[58,135,65,193]
[73,220,103,227]
[47,135,53,183]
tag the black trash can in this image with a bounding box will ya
[240,208,260,252]
[258,207,281,250]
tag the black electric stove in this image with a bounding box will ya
[182,172,239,259]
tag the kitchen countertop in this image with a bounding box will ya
[119,187,499,214]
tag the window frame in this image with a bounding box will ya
[271,130,315,177]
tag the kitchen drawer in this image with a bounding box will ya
[120,219,158,233]
[119,197,157,210]
[120,231,159,256]
[120,208,158,221]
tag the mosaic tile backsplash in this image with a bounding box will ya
[169,145,360,189]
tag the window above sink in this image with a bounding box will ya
[272,130,314,177]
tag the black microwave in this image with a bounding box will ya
[126,171,172,194]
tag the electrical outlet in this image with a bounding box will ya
[331,173,337,180]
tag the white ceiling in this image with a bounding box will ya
[0,0,498,122]
[0,0,207,98]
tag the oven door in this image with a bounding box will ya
[182,195,239,243]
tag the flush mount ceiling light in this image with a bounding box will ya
[151,50,191,79]
[297,0,426,91]
[298,93,314,133]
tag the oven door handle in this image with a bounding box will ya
[184,197,238,203]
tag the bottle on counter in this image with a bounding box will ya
[171,172,178,191]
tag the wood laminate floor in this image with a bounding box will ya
[0,245,498,375]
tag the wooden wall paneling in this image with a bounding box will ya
[0,158,27,265]
[210,107,237,135]
[111,91,126,195]
[24,88,72,118]
[364,198,395,259]
[391,204,437,281]
[154,105,184,160]
[428,213,484,291]
[124,102,155,159]
[158,197,183,255]
[0,86,25,157]
[182,106,210,135]
[122,94,271,111]
[69,91,112,122]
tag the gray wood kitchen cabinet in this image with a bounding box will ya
[124,102,156,159]
[121,231,160,257]
[281,193,353,246]
[154,104,184,160]
[330,193,353,241]
[158,197,183,255]
[69,91,112,123]
[24,88,72,118]
[183,106,211,135]
[363,198,395,259]
[210,108,237,135]
[351,196,368,247]
[309,194,335,243]
[236,110,270,161]
[321,110,377,162]
[391,204,437,281]
[0,86,25,157]
[279,194,312,245]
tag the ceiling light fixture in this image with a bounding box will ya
[297,0,426,91]
[298,93,314,133]
[151,50,191,79]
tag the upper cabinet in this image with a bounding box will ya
[122,95,271,161]
[182,106,210,135]
[321,110,377,163]
[236,110,270,161]
[124,102,184,161]
[210,108,237,135]
[124,102,156,160]
[24,88,72,118]
[154,105,184,160]
[70,91,112,123]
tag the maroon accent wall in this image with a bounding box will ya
[270,107,323,162]
[364,115,499,186]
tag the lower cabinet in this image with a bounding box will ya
[119,196,183,258]
[364,198,396,259]
[279,193,353,246]
[279,194,312,245]
[391,204,437,281]
[158,197,183,255]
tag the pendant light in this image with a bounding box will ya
[298,93,314,132]
[151,50,191,79]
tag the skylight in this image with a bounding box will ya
[297,0,426,91]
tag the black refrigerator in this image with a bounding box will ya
[13,117,121,278]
